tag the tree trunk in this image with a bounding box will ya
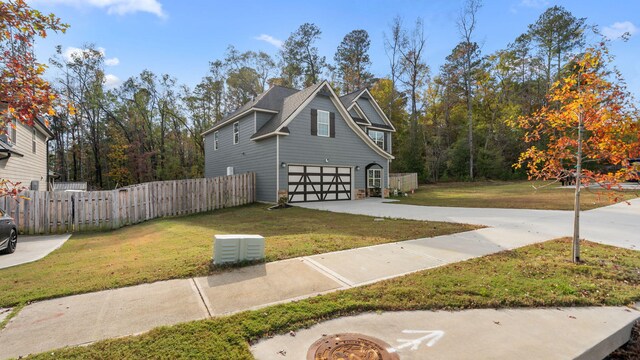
[466,56,474,181]
[572,72,583,263]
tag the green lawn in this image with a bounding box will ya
[0,204,476,307]
[28,238,640,359]
[394,181,638,210]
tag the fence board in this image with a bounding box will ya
[4,174,255,235]
[389,173,419,193]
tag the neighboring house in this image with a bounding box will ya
[0,111,53,191]
[202,80,395,203]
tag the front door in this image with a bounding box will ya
[366,164,383,197]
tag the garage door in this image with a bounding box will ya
[288,165,352,202]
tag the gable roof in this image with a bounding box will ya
[201,81,394,160]
[339,88,366,108]
[250,82,325,139]
[339,88,396,132]
[201,86,296,136]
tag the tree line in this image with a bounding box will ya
[43,2,626,189]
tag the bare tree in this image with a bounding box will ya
[398,18,429,174]
[384,16,407,119]
[457,0,482,181]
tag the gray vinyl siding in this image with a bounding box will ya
[278,95,388,193]
[204,113,277,202]
[357,98,393,152]
[356,98,386,126]
[255,112,272,132]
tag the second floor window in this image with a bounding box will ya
[368,130,385,149]
[32,128,36,153]
[214,131,219,150]
[317,110,330,137]
[233,122,239,144]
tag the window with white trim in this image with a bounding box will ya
[368,130,385,149]
[32,128,36,153]
[368,168,381,188]
[233,122,239,144]
[317,110,330,137]
[3,119,16,146]
[213,131,219,150]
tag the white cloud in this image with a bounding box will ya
[63,46,102,62]
[103,74,121,88]
[39,0,166,18]
[255,34,284,49]
[63,46,120,66]
[602,21,638,40]
[519,0,549,8]
[105,57,120,66]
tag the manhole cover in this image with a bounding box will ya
[307,333,400,360]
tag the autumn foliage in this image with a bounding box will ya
[0,0,67,128]
[0,0,67,198]
[516,43,640,189]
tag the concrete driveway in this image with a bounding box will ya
[298,197,640,250]
[0,234,71,269]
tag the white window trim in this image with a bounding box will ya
[213,131,219,150]
[368,168,381,188]
[233,122,239,144]
[368,130,385,149]
[3,119,16,146]
[317,110,330,137]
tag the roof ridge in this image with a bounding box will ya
[339,87,367,99]
[270,84,300,91]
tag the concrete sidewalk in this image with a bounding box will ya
[0,234,71,270]
[0,199,638,358]
[251,307,640,360]
[0,227,555,359]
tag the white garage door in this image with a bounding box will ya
[288,165,352,202]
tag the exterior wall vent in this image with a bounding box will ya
[226,166,234,176]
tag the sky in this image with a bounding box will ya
[29,0,640,96]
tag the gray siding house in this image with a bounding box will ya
[203,81,395,203]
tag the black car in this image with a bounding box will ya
[0,208,17,254]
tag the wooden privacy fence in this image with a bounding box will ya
[0,173,256,235]
[389,173,418,193]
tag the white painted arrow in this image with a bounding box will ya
[395,330,445,351]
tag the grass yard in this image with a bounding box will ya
[394,181,638,210]
[0,204,476,307]
[27,238,640,359]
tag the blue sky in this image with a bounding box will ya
[30,0,640,96]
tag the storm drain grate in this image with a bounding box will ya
[307,333,400,360]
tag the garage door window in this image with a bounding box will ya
[368,168,381,188]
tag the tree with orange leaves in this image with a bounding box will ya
[0,0,68,197]
[516,42,640,263]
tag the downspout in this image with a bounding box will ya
[276,134,280,202]
[46,137,51,191]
